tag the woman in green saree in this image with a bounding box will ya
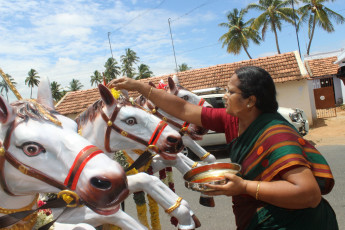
[109,66,338,230]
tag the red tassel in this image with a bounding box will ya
[102,72,107,86]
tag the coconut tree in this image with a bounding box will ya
[247,0,297,54]
[298,0,345,55]
[219,8,261,59]
[50,81,63,102]
[68,79,83,91]
[90,70,103,87]
[25,69,40,98]
[121,48,140,78]
[178,63,192,72]
[0,74,17,101]
[104,57,121,83]
[136,64,153,80]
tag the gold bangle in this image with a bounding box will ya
[165,197,183,214]
[191,162,198,168]
[147,86,153,100]
[256,181,261,200]
[200,152,210,161]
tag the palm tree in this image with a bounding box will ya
[136,64,153,80]
[50,81,63,102]
[0,74,17,101]
[298,0,345,55]
[247,0,297,54]
[219,8,261,59]
[25,69,40,98]
[90,70,103,87]
[68,79,83,91]
[121,48,140,78]
[104,57,121,83]
[178,63,192,72]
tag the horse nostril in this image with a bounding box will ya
[90,177,112,190]
[167,136,178,143]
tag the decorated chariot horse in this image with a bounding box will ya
[135,76,217,165]
[0,77,132,229]
[76,84,201,230]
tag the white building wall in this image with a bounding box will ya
[333,77,343,105]
[276,79,315,125]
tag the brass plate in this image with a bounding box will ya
[183,162,241,192]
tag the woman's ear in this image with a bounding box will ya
[248,95,257,107]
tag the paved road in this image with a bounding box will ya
[123,145,345,230]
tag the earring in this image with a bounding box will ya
[247,104,250,108]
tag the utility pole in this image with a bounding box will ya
[108,32,114,59]
[168,18,179,73]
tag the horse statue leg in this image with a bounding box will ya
[150,155,215,207]
[54,223,96,230]
[128,173,201,229]
[55,206,147,230]
[182,136,216,164]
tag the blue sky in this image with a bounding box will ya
[1,0,345,102]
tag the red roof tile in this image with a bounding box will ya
[305,56,338,78]
[56,52,306,116]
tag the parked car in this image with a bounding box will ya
[191,88,309,154]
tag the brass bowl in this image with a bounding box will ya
[183,162,241,192]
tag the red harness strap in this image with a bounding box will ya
[64,145,103,190]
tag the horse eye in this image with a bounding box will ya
[181,95,189,101]
[123,117,137,126]
[19,142,46,157]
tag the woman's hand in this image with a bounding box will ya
[203,173,248,197]
[107,77,142,91]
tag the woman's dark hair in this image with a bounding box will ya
[235,66,278,113]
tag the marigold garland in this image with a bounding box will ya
[147,194,161,230]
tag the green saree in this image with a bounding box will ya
[228,112,338,230]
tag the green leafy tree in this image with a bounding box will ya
[104,57,121,83]
[90,70,103,87]
[219,8,261,59]
[0,74,17,101]
[68,79,83,91]
[50,81,63,102]
[298,0,345,55]
[121,48,140,78]
[25,69,40,98]
[247,0,297,54]
[136,64,153,80]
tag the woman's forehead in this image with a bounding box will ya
[228,74,240,87]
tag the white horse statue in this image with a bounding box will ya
[0,78,132,229]
[76,84,201,229]
[136,76,217,165]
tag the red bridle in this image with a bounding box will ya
[0,120,102,196]
[99,101,168,153]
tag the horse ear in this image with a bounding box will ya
[98,84,116,106]
[37,77,55,110]
[168,77,178,94]
[0,95,15,125]
[148,81,156,88]
[172,75,179,84]
[120,90,129,99]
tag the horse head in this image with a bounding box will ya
[137,77,212,140]
[0,77,128,216]
[76,84,184,161]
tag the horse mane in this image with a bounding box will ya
[75,96,134,127]
[11,100,61,126]
[75,99,103,127]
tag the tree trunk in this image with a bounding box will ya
[30,87,33,99]
[242,44,252,59]
[307,15,317,55]
[272,22,281,54]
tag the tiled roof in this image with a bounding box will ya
[56,52,307,116]
[305,56,339,78]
